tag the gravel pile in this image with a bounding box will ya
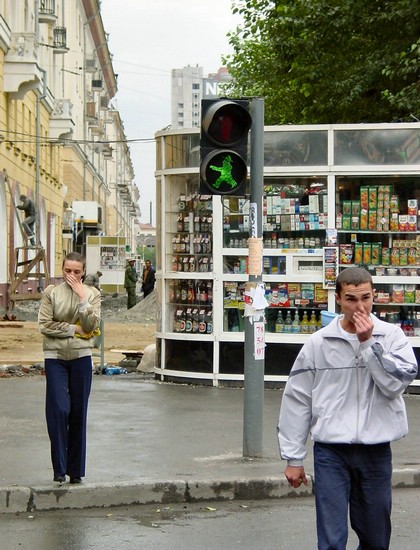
[1,289,157,324]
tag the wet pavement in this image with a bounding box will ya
[1,376,419,513]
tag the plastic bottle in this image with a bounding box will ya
[301,311,309,334]
[275,311,284,333]
[308,312,317,333]
[104,367,127,375]
[283,310,293,333]
[292,312,300,334]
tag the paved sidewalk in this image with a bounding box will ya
[1,376,419,513]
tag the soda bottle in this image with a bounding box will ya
[198,309,207,333]
[179,308,186,332]
[292,312,300,334]
[275,311,284,333]
[188,280,195,303]
[283,310,293,333]
[301,311,309,334]
[180,281,188,304]
[308,312,317,334]
[206,310,213,334]
[192,308,199,333]
[185,308,193,333]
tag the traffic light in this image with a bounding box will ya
[200,99,252,196]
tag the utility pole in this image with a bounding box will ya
[243,97,265,458]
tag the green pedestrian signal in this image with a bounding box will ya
[200,99,252,196]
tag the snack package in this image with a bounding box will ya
[405,285,416,303]
[392,285,404,303]
[339,243,354,264]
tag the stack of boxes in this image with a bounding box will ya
[263,195,328,233]
[338,185,419,267]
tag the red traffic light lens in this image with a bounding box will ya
[203,100,252,147]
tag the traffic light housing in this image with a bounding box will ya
[200,99,252,196]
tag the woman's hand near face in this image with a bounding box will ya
[65,273,87,302]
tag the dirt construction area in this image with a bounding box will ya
[0,291,157,369]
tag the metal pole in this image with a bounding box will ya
[243,97,265,458]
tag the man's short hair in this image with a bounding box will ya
[336,266,373,295]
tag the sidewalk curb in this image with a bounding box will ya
[1,469,420,514]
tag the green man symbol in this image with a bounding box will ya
[210,155,238,189]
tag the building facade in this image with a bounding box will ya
[171,65,232,129]
[0,0,140,310]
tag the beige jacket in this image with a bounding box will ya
[38,282,101,360]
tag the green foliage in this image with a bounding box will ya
[223,0,420,123]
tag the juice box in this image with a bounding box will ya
[363,243,372,265]
[408,199,418,216]
[351,201,361,218]
[391,248,400,265]
[382,247,390,266]
[368,187,378,209]
[368,210,377,231]
[354,243,363,265]
[360,209,368,230]
[342,216,351,230]
[342,200,352,216]
[360,187,369,210]
[371,243,381,265]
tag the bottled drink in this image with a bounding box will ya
[206,310,213,334]
[301,311,309,334]
[187,280,195,304]
[198,281,208,304]
[104,367,127,375]
[185,308,193,333]
[283,310,293,333]
[414,312,420,337]
[308,312,317,334]
[275,311,284,333]
[173,309,178,332]
[192,308,199,333]
[180,281,188,304]
[179,308,186,333]
[292,312,300,334]
[198,309,207,333]
[207,281,213,304]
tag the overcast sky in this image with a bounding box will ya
[100,0,242,226]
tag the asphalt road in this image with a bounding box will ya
[1,489,419,550]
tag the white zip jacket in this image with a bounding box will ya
[277,314,418,467]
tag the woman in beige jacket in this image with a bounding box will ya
[38,252,101,484]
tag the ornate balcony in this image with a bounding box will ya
[4,32,43,99]
[53,27,69,54]
[50,99,75,140]
[39,0,57,25]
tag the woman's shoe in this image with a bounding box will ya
[70,477,82,484]
[53,475,66,483]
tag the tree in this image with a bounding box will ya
[223,0,420,124]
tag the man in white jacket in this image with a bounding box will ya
[278,267,417,550]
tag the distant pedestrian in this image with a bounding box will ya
[124,257,138,309]
[17,194,37,245]
[142,260,156,298]
[84,270,102,290]
[277,266,418,549]
[38,252,101,485]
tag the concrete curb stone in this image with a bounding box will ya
[1,469,419,514]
